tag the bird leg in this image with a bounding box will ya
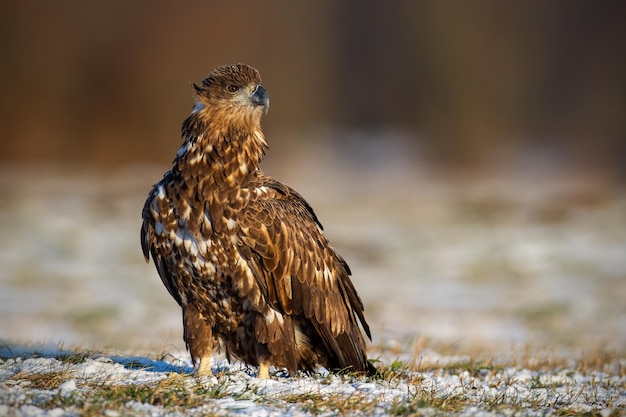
[258,362,270,379]
[183,306,214,376]
[254,340,271,379]
[197,355,213,376]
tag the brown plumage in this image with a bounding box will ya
[141,64,373,378]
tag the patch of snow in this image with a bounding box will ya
[0,346,623,416]
[58,379,77,397]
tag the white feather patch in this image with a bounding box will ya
[255,186,268,196]
[197,240,208,255]
[202,212,212,229]
[188,239,198,257]
[265,309,285,325]
[202,261,216,276]
[171,230,182,246]
[157,184,166,199]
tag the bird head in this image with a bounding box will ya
[193,64,269,124]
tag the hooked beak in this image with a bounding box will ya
[251,85,269,115]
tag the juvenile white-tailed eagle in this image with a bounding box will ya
[141,64,373,378]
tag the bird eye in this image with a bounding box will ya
[227,85,239,93]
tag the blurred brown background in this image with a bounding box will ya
[1,1,625,174]
[1,1,625,355]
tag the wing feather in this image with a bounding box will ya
[233,177,371,371]
[141,179,184,307]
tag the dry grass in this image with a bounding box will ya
[1,343,624,417]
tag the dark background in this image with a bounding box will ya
[1,1,625,175]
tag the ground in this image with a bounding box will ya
[0,152,624,415]
[0,343,624,416]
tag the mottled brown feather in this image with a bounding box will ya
[141,64,373,376]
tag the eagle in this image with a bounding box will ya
[141,64,373,378]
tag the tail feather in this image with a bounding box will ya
[312,318,374,375]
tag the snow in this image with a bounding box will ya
[0,345,624,416]
[57,380,76,397]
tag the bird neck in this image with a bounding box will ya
[174,112,268,186]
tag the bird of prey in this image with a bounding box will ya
[141,64,373,378]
